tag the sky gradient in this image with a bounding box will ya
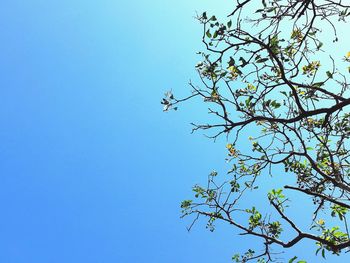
[0,0,349,262]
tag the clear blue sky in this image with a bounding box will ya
[0,1,349,262]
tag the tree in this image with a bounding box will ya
[162,0,350,262]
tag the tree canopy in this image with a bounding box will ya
[163,0,350,262]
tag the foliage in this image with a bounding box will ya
[163,0,350,261]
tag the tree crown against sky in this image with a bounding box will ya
[163,0,350,262]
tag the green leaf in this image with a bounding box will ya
[206,30,212,38]
[326,71,333,78]
[317,42,323,49]
[256,58,268,63]
[228,57,235,67]
[239,57,248,67]
[289,256,297,263]
[313,82,324,88]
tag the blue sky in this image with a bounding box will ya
[0,0,349,262]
